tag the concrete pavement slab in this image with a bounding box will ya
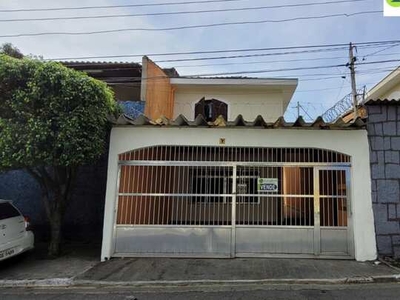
[76,258,399,283]
[0,242,99,281]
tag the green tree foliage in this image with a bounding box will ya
[0,55,118,256]
[0,43,24,59]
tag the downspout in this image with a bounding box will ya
[169,86,176,119]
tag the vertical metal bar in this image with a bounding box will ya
[171,149,176,225]
[151,146,160,225]
[161,164,167,225]
[194,147,198,225]
[345,167,353,256]
[143,150,151,225]
[177,147,182,225]
[313,167,321,255]
[231,165,237,258]
[184,166,189,226]
[113,165,122,251]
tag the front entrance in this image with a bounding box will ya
[114,146,352,258]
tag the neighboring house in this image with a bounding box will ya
[100,57,376,262]
[363,67,400,257]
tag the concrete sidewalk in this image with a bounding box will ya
[0,242,99,286]
[74,257,400,286]
[1,246,400,288]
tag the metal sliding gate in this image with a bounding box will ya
[114,146,352,258]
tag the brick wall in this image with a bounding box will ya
[366,103,400,257]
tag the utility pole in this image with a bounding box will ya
[296,101,300,118]
[349,42,358,119]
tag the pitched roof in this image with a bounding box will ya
[364,99,400,105]
[110,114,366,130]
[365,67,400,101]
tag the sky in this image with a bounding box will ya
[0,0,399,121]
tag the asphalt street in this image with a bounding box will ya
[1,283,400,300]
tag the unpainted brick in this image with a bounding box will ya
[385,151,400,164]
[377,180,399,202]
[367,105,382,115]
[377,151,385,164]
[370,151,377,163]
[388,106,397,121]
[392,235,400,246]
[368,111,388,123]
[388,204,397,220]
[392,137,400,150]
[375,123,383,136]
[371,137,384,151]
[385,164,400,180]
[375,220,400,235]
[367,124,375,136]
[383,122,397,136]
[371,164,385,179]
[376,235,393,255]
[374,203,388,220]
[394,245,400,258]
[384,137,391,150]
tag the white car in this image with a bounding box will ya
[0,200,34,261]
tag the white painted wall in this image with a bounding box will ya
[366,67,400,100]
[101,127,377,262]
[173,86,285,122]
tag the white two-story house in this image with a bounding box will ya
[100,57,376,262]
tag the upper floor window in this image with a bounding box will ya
[194,98,227,122]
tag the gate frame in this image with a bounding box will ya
[313,166,354,258]
[112,159,353,259]
[101,127,376,262]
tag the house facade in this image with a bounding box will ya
[100,58,376,262]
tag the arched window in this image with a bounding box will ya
[194,98,227,122]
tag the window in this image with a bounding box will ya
[191,168,232,203]
[194,98,228,122]
[190,168,259,203]
[0,203,21,220]
[236,170,260,204]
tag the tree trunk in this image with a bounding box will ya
[48,209,62,257]
[27,166,77,257]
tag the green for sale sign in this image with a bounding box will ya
[257,178,278,193]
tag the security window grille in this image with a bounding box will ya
[194,98,228,122]
[191,168,232,203]
[190,168,259,203]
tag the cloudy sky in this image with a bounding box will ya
[0,0,399,120]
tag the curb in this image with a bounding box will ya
[71,275,400,287]
[0,275,399,288]
[0,278,72,288]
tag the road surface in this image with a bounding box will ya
[1,283,400,299]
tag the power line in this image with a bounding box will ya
[156,47,350,63]
[173,56,349,68]
[54,45,386,66]
[362,43,400,58]
[174,49,400,68]
[0,10,382,38]
[0,0,370,23]
[0,0,246,13]
[46,39,400,61]
[93,60,400,84]
[181,59,400,77]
